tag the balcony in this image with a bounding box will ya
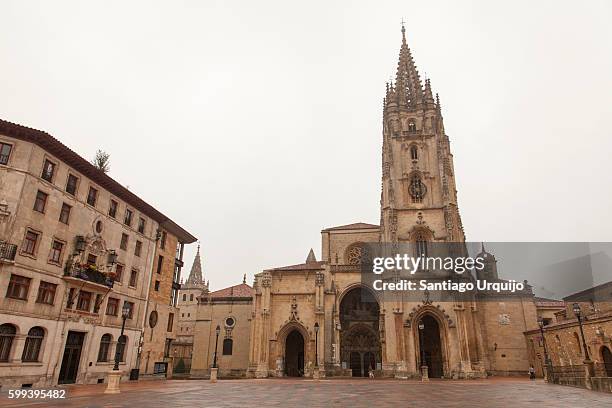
[0,241,17,262]
[64,263,114,288]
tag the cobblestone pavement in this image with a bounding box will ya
[1,378,612,408]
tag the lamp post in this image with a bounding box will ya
[418,321,428,382]
[314,322,319,367]
[573,303,594,389]
[105,302,131,394]
[313,322,320,380]
[210,325,220,383]
[572,303,590,360]
[538,318,552,382]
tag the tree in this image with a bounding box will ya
[92,150,110,173]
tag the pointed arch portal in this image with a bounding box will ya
[418,315,443,378]
[285,330,304,377]
[339,287,381,377]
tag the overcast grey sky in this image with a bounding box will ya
[1,1,611,291]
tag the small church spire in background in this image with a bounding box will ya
[306,248,317,264]
[243,273,247,284]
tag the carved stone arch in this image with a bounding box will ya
[406,226,435,242]
[408,305,452,378]
[337,282,382,308]
[276,321,310,349]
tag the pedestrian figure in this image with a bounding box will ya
[529,365,536,380]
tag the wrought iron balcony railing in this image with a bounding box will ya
[0,241,17,262]
[64,264,114,288]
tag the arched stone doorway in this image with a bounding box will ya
[339,287,381,377]
[285,330,304,377]
[601,346,612,377]
[417,315,443,378]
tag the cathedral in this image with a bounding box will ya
[178,27,541,379]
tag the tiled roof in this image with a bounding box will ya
[534,297,565,307]
[0,119,196,243]
[209,283,253,298]
[321,222,379,232]
[269,261,326,271]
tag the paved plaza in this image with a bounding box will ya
[1,378,612,408]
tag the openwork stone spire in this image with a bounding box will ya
[184,244,205,288]
[391,25,424,108]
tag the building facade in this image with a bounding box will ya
[245,27,540,380]
[0,120,195,388]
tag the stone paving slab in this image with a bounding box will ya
[1,378,611,408]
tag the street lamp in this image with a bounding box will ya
[213,325,220,369]
[418,321,428,381]
[418,322,425,367]
[105,302,130,394]
[113,302,131,371]
[314,322,319,368]
[538,317,552,381]
[572,303,590,360]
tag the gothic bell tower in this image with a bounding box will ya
[380,25,465,244]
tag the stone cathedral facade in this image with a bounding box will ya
[189,28,541,379]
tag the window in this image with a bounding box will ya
[0,324,17,362]
[123,301,134,319]
[97,334,112,362]
[134,240,142,257]
[160,231,167,249]
[22,230,39,256]
[87,186,98,206]
[124,208,133,226]
[48,240,64,264]
[157,255,164,274]
[21,327,44,362]
[66,288,75,308]
[408,119,417,132]
[129,269,138,287]
[138,217,146,234]
[149,311,158,328]
[59,203,71,224]
[222,338,233,355]
[167,313,174,332]
[106,297,119,316]
[120,233,129,250]
[6,274,31,300]
[65,174,78,195]
[182,294,186,301]
[36,281,57,305]
[33,190,48,213]
[154,280,160,291]
[410,145,418,161]
[93,294,103,313]
[114,264,124,283]
[116,335,127,362]
[108,200,118,218]
[415,232,428,258]
[0,142,12,165]
[76,290,92,311]
[41,159,56,182]
[87,253,97,267]
[409,173,426,203]
[190,294,194,301]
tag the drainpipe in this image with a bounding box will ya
[135,226,160,373]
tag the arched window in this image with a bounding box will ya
[408,120,417,133]
[116,335,127,362]
[97,334,112,362]
[410,145,418,161]
[189,294,194,302]
[0,324,17,362]
[22,327,44,362]
[415,232,428,258]
[182,294,186,301]
[409,174,427,203]
[222,338,233,356]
